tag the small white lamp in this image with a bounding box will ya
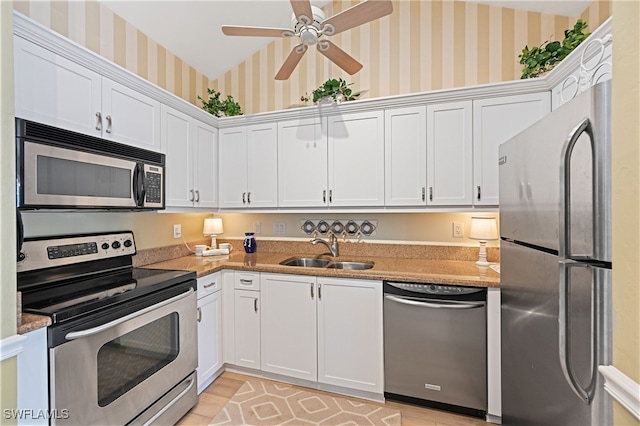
[203,217,224,249]
[469,217,498,266]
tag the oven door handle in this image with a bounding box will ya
[142,375,195,426]
[384,294,485,309]
[65,287,194,340]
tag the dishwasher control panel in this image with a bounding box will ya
[385,281,483,296]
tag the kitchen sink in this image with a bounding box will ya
[280,257,331,268]
[279,257,374,270]
[326,261,374,270]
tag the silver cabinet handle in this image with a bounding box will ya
[242,192,246,204]
[197,307,202,323]
[195,190,200,202]
[239,278,253,286]
[477,185,481,201]
[429,186,433,202]
[189,189,195,202]
[384,294,485,309]
[203,280,216,289]
[142,376,194,426]
[95,112,102,131]
[422,187,425,202]
[329,190,333,203]
[247,192,251,204]
[254,298,258,312]
[559,260,599,404]
[310,283,314,299]
[65,288,194,340]
[322,190,326,203]
[105,115,112,133]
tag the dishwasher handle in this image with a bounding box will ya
[384,294,485,310]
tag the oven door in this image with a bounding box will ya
[49,287,197,425]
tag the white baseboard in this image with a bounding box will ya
[0,334,26,361]
[599,365,640,420]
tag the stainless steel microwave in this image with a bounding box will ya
[16,119,165,210]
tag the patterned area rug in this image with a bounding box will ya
[210,380,401,426]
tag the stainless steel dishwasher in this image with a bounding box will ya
[383,281,487,418]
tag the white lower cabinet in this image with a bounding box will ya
[17,328,48,426]
[259,273,383,394]
[316,277,384,393]
[196,273,223,393]
[234,271,261,369]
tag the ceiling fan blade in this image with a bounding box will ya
[222,25,292,38]
[275,44,308,80]
[290,0,314,25]
[317,41,363,75]
[322,0,393,35]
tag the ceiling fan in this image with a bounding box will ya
[221,0,393,80]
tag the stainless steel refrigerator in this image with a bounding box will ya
[498,80,612,425]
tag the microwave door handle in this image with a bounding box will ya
[132,162,146,207]
[559,118,594,259]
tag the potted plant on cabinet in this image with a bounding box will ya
[519,19,590,79]
[198,88,243,117]
[301,78,360,105]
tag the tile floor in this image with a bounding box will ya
[176,371,490,426]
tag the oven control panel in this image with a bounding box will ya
[18,232,136,272]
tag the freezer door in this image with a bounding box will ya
[499,81,611,261]
[501,241,611,425]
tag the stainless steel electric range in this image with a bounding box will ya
[17,231,198,426]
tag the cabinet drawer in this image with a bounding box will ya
[234,271,260,291]
[197,272,221,298]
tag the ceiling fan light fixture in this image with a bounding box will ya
[300,28,319,45]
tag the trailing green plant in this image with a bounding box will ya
[300,78,360,104]
[519,19,590,79]
[198,88,243,117]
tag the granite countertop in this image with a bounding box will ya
[18,313,51,335]
[146,251,500,288]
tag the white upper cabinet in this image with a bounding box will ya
[384,106,427,206]
[162,104,217,208]
[278,117,328,207]
[15,37,161,152]
[219,124,278,209]
[426,101,473,206]
[473,92,551,205]
[328,111,385,207]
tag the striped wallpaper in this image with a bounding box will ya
[13,0,611,115]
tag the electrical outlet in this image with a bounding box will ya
[253,222,261,234]
[453,222,464,238]
[274,222,286,234]
[173,224,182,239]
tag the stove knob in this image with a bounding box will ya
[111,241,121,249]
[101,243,110,250]
[123,239,133,248]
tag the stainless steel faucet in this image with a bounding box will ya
[311,232,339,257]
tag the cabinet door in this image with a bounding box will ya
[384,106,427,206]
[328,111,385,206]
[197,290,222,393]
[101,78,161,152]
[161,105,194,207]
[247,123,278,208]
[219,127,248,208]
[278,117,328,207]
[17,328,49,425]
[234,289,261,369]
[14,37,102,137]
[317,278,383,393]
[473,92,551,205]
[427,101,473,206]
[260,274,317,381]
[194,121,218,208]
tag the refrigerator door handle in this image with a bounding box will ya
[559,118,595,259]
[558,260,598,404]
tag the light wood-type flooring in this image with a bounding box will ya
[176,371,490,426]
